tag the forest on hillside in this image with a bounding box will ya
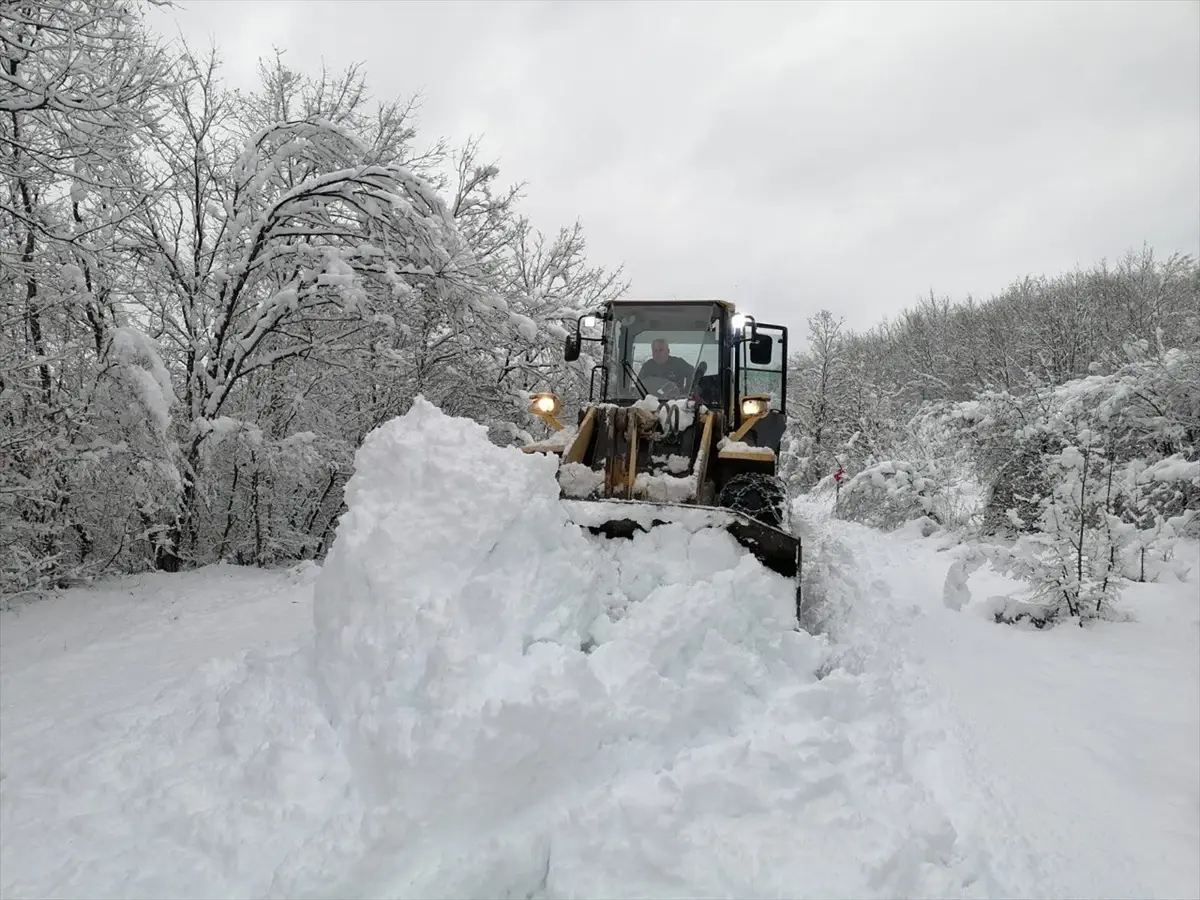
[3,1,1198,620]
[786,247,1198,495]
[785,249,1198,622]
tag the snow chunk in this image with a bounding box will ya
[509,312,539,342]
[657,398,697,432]
[60,263,87,293]
[665,454,691,475]
[718,437,775,458]
[632,395,661,413]
[633,471,697,503]
[108,327,175,438]
[316,255,355,287]
[524,423,577,453]
[560,461,604,498]
[1143,456,1200,484]
[198,416,261,450]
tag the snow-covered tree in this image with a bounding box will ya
[117,43,494,568]
[1,12,625,591]
[1,0,177,591]
[783,310,851,489]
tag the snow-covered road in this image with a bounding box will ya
[2,401,1197,900]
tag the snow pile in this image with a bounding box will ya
[632,469,697,503]
[311,397,604,809]
[522,421,578,452]
[303,396,839,896]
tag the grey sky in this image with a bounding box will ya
[148,0,1200,338]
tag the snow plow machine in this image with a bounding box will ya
[522,298,804,625]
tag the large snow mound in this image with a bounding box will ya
[305,397,849,896]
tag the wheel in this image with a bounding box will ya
[717,472,789,529]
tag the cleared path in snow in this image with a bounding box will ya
[809,507,1200,900]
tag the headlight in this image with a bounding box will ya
[581,315,598,328]
[531,392,561,415]
[731,313,748,332]
[741,397,766,418]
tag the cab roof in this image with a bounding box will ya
[608,297,736,310]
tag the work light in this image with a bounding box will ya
[532,393,561,415]
[741,397,767,418]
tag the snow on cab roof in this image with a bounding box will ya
[610,297,736,308]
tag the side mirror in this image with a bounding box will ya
[564,333,581,362]
[749,334,773,366]
[730,313,757,343]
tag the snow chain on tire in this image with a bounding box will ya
[717,472,790,530]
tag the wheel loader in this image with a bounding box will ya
[521,298,803,625]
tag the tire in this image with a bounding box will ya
[717,472,789,529]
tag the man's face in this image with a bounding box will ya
[651,339,669,363]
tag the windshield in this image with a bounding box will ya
[605,303,723,402]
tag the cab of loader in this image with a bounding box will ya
[563,299,789,454]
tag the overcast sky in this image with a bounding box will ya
[148,0,1200,338]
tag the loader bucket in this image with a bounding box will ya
[563,499,803,627]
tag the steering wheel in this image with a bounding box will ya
[642,375,684,400]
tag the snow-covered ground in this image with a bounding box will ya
[2,399,1197,900]
[809,514,1200,900]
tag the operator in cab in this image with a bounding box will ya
[638,338,695,392]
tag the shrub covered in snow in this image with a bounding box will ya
[942,341,1200,624]
[0,328,182,591]
[191,419,353,566]
[834,460,942,531]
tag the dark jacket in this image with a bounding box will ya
[638,355,695,388]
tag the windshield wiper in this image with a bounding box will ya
[623,361,649,399]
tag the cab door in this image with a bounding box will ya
[736,323,788,450]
